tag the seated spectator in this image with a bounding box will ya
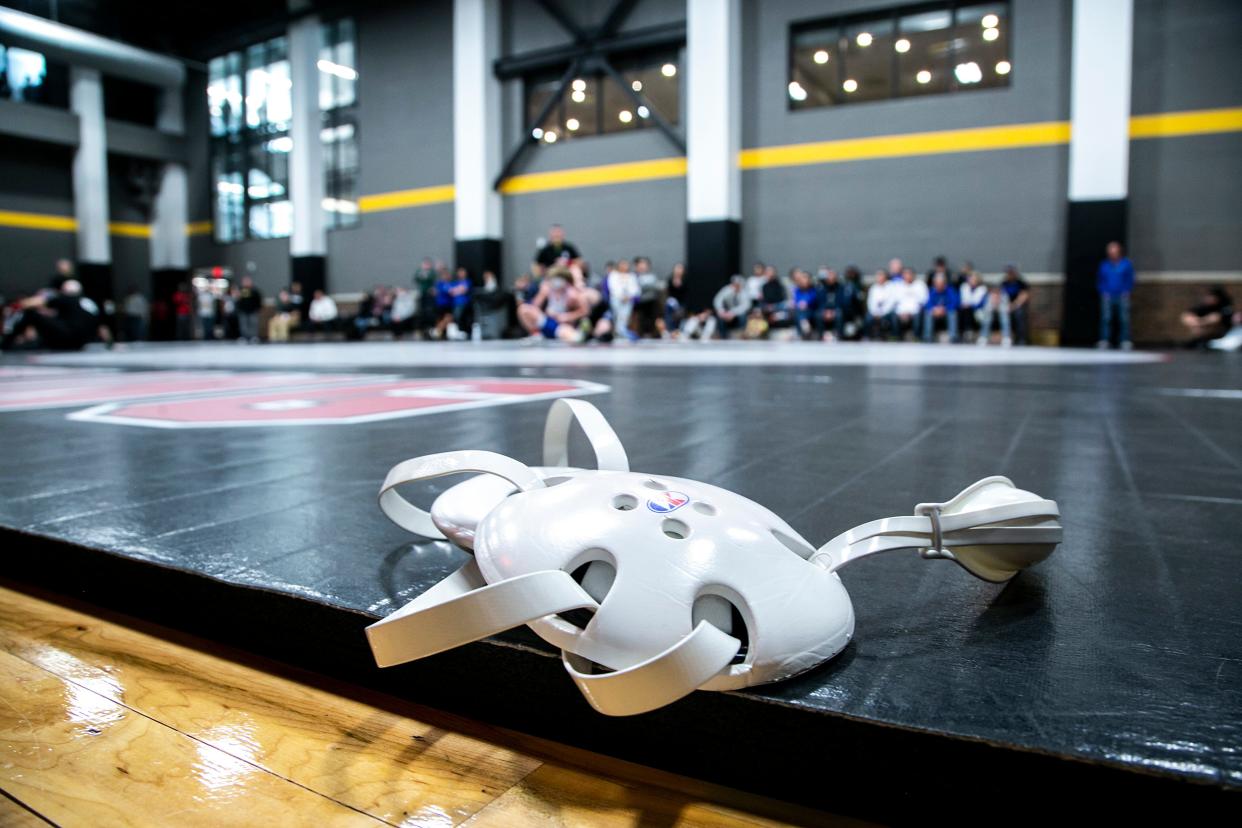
[606,259,640,341]
[517,265,588,343]
[633,257,662,338]
[818,268,845,340]
[977,284,1013,346]
[865,270,897,340]
[1001,265,1030,344]
[268,289,298,342]
[473,271,510,339]
[926,256,952,286]
[663,263,687,338]
[390,287,417,337]
[839,266,865,339]
[121,285,148,342]
[711,275,751,339]
[957,270,989,342]
[352,285,391,340]
[761,268,792,327]
[890,267,928,340]
[792,269,823,340]
[745,262,767,306]
[1208,309,1242,352]
[1181,286,1234,348]
[196,284,217,341]
[446,266,473,340]
[922,271,960,342]
[307,290,339,337]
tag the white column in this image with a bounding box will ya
[151,86,188,270]
[686,0,741,223]
[289,14,326,257]
[1068,0,1133,201]
[69,66,110,265]
[453,0,502,242]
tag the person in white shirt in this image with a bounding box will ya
[865,270,897,340]
[606,259,640,340]
[890,268,928,340]
[308,290,339,337]
[957,270,989,343]
[745,262,767,305]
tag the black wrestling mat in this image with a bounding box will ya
[2,348,1239,821]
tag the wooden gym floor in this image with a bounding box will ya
[0,583,853,827]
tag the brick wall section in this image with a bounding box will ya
[1025,280,1236,345]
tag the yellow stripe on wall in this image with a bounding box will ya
[0,210,77,232]
[108,221,151,238]
[1129,106,1242,140]
[739,120,1072,170]
[359,184,456,213]
[186,220,213,237]
[499,156,688,195]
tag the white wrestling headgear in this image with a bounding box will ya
[368,400,1061,716]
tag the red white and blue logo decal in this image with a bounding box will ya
[647,491,690,513]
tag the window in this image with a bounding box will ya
[789,2,1010,110]
[320,18,359,229]
[207,19,358,243]
[0,44,47,102]
[524,51,680,144]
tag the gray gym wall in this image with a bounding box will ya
[1128,0,1242,273]
[499,0,689,282]
[742,0,1071,278]
[0,139,75,296]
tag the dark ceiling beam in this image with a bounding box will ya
[493,58,582,190]
[493,22,685,80]
[595,0,642,40]
[533,0,589,43]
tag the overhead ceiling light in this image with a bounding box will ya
[995,60,1011,75]
[661,63,677,77]
[572,79,586,92]
[571,89,586,103]
[983,27,999,41]
[954,61,983,84]
[787,80,808,101]
[813,49,829,64]
[856,32,872,47]
[618,109,633,123]
[842,78,858,93]
[543,130,558,143]
[531,127,543,139]
[895,38,910,53]
[916,70,931,84]
[982,13,999,28]
[631,79,643,91]
[566,117,580,131]
[637,105,650,118]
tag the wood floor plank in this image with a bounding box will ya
[0,587,540,827]
[462,763,795,828]
[0,792,55,827]
[0,647,384,828]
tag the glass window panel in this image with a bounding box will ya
[791,28,841,109]
[522,52,678,142]
[839,17,894,103]
[623,62,679,125]
[2,45,48,102]
[601,75,641,134]
[897,9,953,98]
[208,53,243,136]
[564,74,599,138]
[954,3,1010,90]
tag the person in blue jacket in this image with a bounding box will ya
[922,271,960,342]
[1097,241,1135,350]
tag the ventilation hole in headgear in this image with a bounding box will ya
[771,528,816,560]
[643,478,669,490]
[691,501,717,516]
[556,555,616,629]
[662,518,690,540]
[612,494,638,511]
[692,593,750,665]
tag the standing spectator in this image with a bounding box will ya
[957,271,989,342]
[121,285,148,342]
[172,282,193,341]
[534,224,581,273]
[268,289,297,342]
[606,259,640,340]
[1097,241,1135,350]
[663,263,688,338]
[922,271,960,342]
[307,289,339,337]
[891,268,928,340]
[412,257,438,337]
[196,284,217,340]
[865,270,897,340]
[1000,265,1030,345]
[712,276,752,339]
[792,269,823,340]
[236,272,263,343]
[222,286,240,340]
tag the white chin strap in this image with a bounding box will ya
[811,476,1062,582]
[379,399,629,540]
